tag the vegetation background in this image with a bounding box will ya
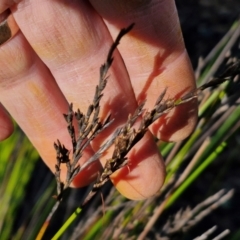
[176,0,240,237]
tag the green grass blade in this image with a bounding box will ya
[165,104,240,208]
[166,141,227,208]
[51,207,82,240]
[0,130,39,239]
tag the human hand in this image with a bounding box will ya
[0,0,197,200]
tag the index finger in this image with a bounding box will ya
[90,0,198,141]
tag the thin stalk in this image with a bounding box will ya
[51,207,82,240]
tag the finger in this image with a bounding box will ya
[0,10,18,140]
[0,9,19,45]
[111,131,165,200]
[90,0,198,142]
[0,24,99,187]
[0,0,22,14]
[13,0,165,199]
[0,103,14,141]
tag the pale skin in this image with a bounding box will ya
[0,0,197,200]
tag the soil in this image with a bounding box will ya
[177,0,240,68]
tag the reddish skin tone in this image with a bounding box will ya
[0,0,197,200]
